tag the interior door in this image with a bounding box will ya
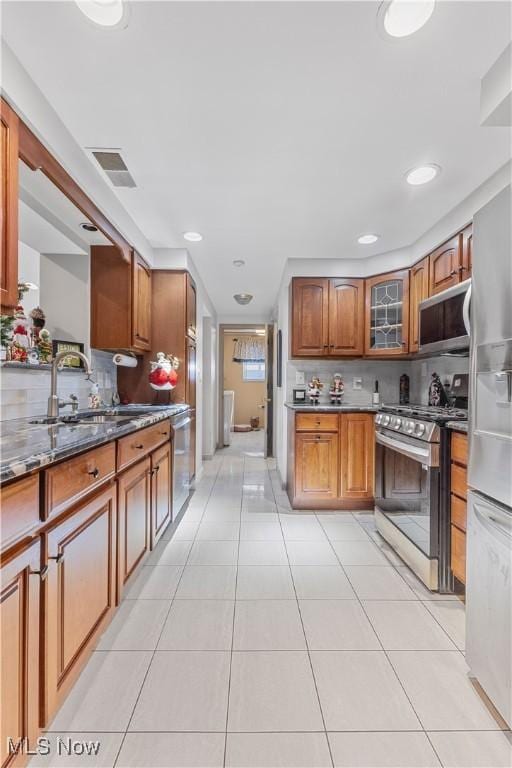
[265,324,274,458]
[291,278,329,356]
[429,234,462,295]
[329,278,364,356]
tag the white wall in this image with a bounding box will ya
[18,241,41,314]
[39,253,90,352]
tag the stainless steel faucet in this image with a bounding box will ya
[47,350,93,418]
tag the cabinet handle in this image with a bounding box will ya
[30,566,48,581]
[88,468,100,479]
[135,444,144,450]
[49,553,65,564]
[160,431,168,436]
[449,270,457,276]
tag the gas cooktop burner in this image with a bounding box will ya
[380,404,468,421]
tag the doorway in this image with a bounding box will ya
[218,324,273,458]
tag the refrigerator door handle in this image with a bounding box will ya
[463,282,472,336]
[473,497,512,542]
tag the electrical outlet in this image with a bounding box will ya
[295,371,305,386]
[352,377,363,390]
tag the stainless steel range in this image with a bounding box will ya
[374,403,467,591]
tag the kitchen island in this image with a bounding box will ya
[286,403,376,510]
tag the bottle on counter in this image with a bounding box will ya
[372,380,380,406]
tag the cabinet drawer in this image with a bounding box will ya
[451,524,466,584]
[117,420,171,471]
[451,462,467,500]
[451,432,468,466]
[296,413,339,432]
[451,494,467,532]
[1,474,40,552]
[45,443,116,520]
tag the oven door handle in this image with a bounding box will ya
[375,430,433,464]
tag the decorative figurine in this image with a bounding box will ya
[29,306,46,344]
[329,373,344,403]
[428,372,449,407]
[10,305,30,362]
[149,351,180,391]
[307,375,323,404]
[37,328,52,364]
[399,373,410,405]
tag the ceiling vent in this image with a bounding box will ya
[91,150,136,188]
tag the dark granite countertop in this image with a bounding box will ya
[285,402,379,412]
[0,404,189,484]
[446,420,469,434]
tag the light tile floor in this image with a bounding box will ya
[33,445,512,768]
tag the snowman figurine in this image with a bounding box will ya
[329,373,344,404]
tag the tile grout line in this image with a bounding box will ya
[279,494,336,768]
[112,456,224,767]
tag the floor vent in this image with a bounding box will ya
[91,150,136,188]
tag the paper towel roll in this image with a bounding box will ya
[113,353,138,368]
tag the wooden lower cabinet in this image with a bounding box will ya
[340,413,375,500]
[151,442,172,548]
[290,411,375,509]
[450,431,468,586]
[295,432,339,505]
[43,482,117,725]
[117,458,151,599]
[1,541,40,768]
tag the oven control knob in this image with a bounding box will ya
[375,414,382,425]
[382,415,391,426]
[394,418,402,429]
[406,420,415,433]
[415,423,426,437]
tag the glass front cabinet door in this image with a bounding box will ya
[365,270,410,356]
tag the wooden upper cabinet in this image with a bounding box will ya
[0,98,19,312]
[44,483,117,725]
[186,275,197,340]
[1,541,40,768]
[132,251,152,350]
[429,233,462,295]
[291,278,329,356]
[339,413,375,499]
[365,270,410,356]
[91,246,152,351]
[409,256,430,353]
[294,431,338,505]
[461,224,472,282]
[329,278,364,356]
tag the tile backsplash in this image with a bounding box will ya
[287,360,412,406]
[409,355,470,404]
[0,349,118,421]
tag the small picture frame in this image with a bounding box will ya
[52,340,85,369]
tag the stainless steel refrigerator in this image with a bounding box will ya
[466,183,512,727]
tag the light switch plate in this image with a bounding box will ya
[352,377,363,390]
[295,371,305,386]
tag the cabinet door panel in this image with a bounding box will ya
[186,338,196,409]
[409,256,429,353]
[340,413,375,499]
[132,251,151,350]
[329,278,364,356]
[117,458,151,597]
[0,98,19,312]
[291,278,329,356]
[365,270,409,356]
[1,542,39,768]
[45,485,117,723]
[186,275,197,340]
[461,224,472,282]
[295,432,338,503]
[151,442,172,547]
[429,234,461,295]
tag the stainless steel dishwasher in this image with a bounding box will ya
[170,408,192,518]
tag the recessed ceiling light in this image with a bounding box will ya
[75,0,129,29]
[183,232,203,242]
[406,164,441,186]
[357,234,379,245]
[80,222,98,232]
[233,259,245,267]
[233,293,253,305]
[379,0,435,38]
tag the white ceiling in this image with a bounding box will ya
[3,1,511,316]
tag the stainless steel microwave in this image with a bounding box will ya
[419,279,471,355]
